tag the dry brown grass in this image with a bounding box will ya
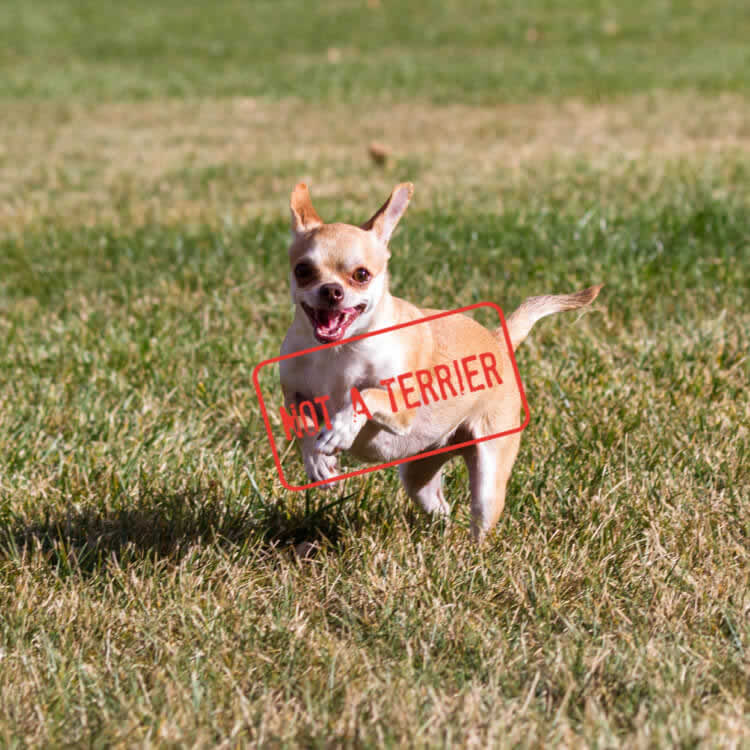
[2,79,749,746]
[2,92,749,230]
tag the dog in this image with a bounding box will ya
[280,182,601,540]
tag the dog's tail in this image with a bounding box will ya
[502,285,602,351]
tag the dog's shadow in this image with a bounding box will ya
[2,484,360,576]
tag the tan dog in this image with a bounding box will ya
[280,182,601,540]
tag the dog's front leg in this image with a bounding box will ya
[316,387,417,455]
[281,387,340,483]
[300,434,340,484]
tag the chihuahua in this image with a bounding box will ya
[280,182,601,540]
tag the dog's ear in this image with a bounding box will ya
[362,182,414,246]
[290,183,323,235]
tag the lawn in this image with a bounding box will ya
[0,1,748,746]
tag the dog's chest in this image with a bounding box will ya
[281,346,400,411]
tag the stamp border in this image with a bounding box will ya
[252,302,530,491]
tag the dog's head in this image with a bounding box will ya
[287,182,413,343]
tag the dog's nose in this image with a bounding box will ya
[319,283,344,306]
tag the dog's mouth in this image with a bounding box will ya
[302,302,366,343]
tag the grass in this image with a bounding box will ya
[1,0,749,747]
[1,0,750,101]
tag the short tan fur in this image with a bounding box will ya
[280,183,601,541]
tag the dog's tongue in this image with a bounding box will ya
[313,307,358,342]
[316,308,344,333]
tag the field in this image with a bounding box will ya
[1,0,749,746]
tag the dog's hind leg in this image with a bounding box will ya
[464,433,521,542]
[398,452,453,516]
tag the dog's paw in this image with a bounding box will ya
[316,406,366,456]
[304,451,340,484]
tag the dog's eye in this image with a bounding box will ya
[294,262,315,282]
[352,267,371,284]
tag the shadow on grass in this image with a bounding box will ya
[1,482,362,575]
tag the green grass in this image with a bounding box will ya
[1,192,748,745]
[1,0,749,746]
[1,0,749,101]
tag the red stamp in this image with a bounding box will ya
[253,302,530,491]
